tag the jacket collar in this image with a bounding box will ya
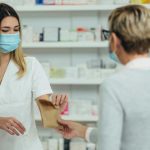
[126,57,150,70]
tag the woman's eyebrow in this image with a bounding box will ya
[1,26,10,29]
[1,25,20,29]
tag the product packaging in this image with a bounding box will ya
[70,141,87,150]
[22,25,33,42]
[114,0,130,4]
[60,29,70,41]
[36,99,61,128]
[48,139,58,150]
[44,27,59,42]
[43,0,55,5]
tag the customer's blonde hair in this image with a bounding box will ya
[0,3,26,78]
[109,5,150,54]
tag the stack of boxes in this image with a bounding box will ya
[22,26,101,43]
[36,0,97,5]
[40,137,96,150]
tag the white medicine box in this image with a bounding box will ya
[44,27,59,42]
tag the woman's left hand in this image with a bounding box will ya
[50,94,68,113]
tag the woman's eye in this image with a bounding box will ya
[14,29,19,32]
[1,30,9,32]
[14,27,20,32]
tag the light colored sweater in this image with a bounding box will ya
[89,58,150,150]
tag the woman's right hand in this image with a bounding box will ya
[0,117,26,136]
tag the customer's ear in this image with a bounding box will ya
[110,32,121,53]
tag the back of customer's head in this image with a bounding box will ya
[109,5,150,54]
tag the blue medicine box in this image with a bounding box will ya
[36,0,43,4]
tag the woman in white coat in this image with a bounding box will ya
[58,4,150,150]
[0,3,67,150]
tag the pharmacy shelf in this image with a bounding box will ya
[35,115,98,122]
[49,78,104,85]
[22,41,108,48]
[62,115,98,122]
[15,4,150,12]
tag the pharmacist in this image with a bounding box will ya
[58,5,150,150]
[0,3,67,150]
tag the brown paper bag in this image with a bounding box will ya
[36,99,60,128]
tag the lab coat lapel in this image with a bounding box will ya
[0,59,18,87]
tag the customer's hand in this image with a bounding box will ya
[51,94,68,113]
[0,117,26,136]
[57,119,87,140]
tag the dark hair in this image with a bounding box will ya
[0,3,20,29]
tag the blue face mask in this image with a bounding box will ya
[0,33,21,53]
[109,52,120,63]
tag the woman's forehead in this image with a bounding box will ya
[0,16,19,27]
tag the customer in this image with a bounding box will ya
[58,5,150,150]
[0,3,68,150]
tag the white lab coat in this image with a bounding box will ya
[0,57,52,150]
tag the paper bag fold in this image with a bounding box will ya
[36,99,60,128]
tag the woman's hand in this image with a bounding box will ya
[0,117,26,136]
[51,94,68,113]
[57,119,87,140]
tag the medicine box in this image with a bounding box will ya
[43,0,55,4]
[44,27,59,42]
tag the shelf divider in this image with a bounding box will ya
[22,41,109,48]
